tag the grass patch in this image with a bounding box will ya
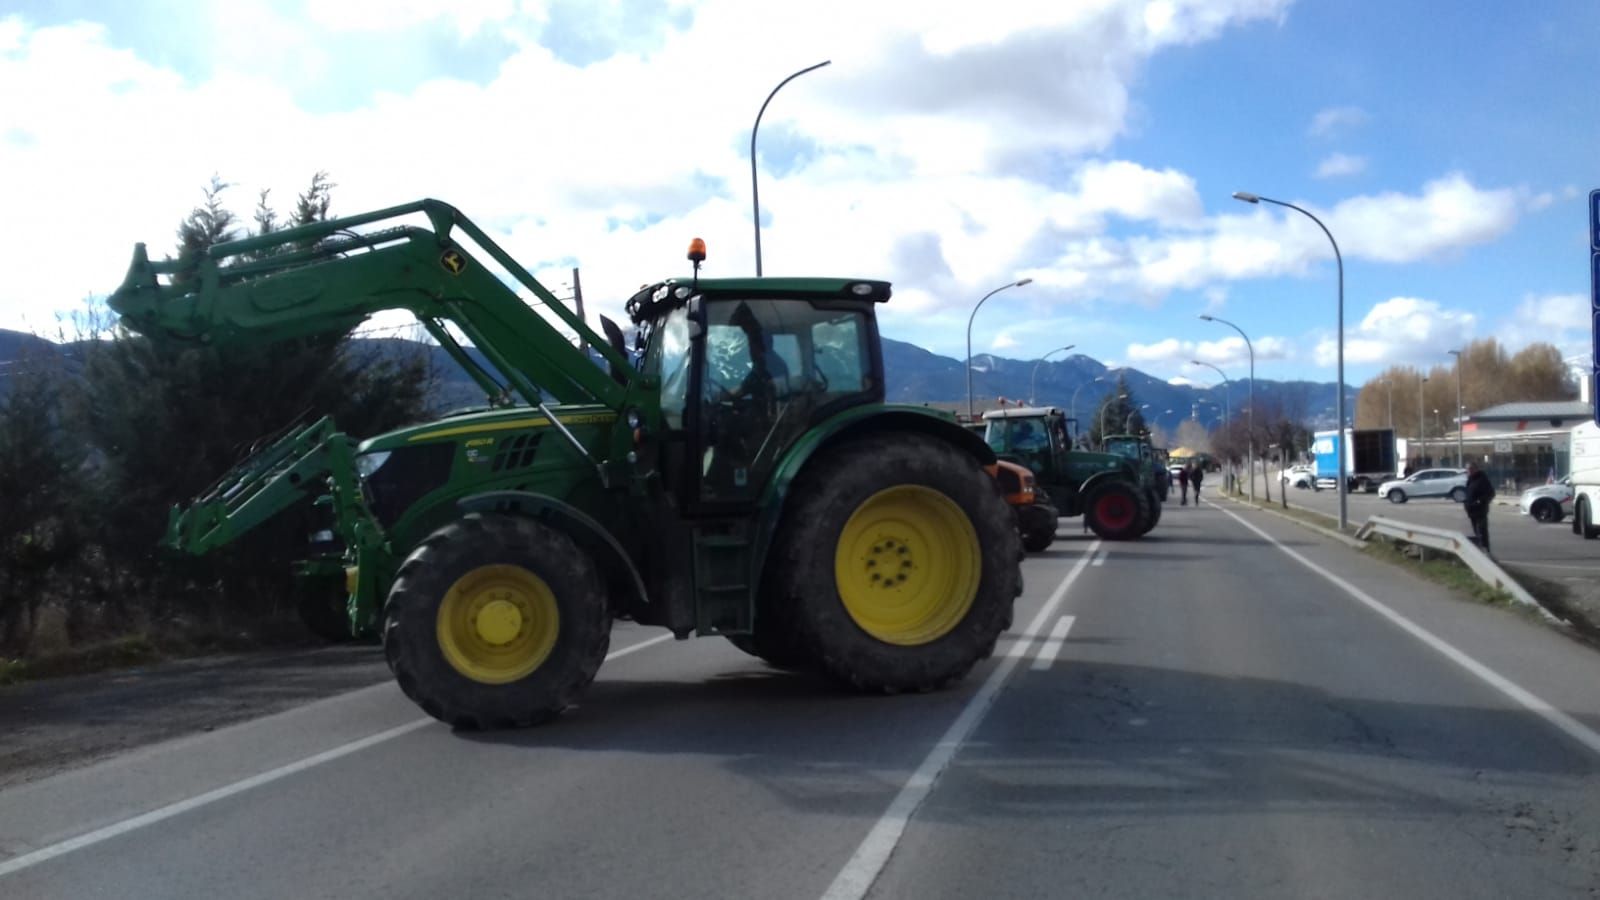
[1359,537,1525,610]
[1220,488,1357,535]
[0,621,324,687]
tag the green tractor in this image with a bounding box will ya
[980,407,1159,540]
[108,200,1022,728]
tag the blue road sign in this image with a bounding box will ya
[1592,189,1600,250]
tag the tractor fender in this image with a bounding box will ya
[749,405,996,592]
[455,490,649,617]
[1079,469,1135,498]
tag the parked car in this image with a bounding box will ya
[1377,468,1467,504]
[1280,464,1316,490]
[1519,477,1573,523]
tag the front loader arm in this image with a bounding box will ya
[166,416,376,556]
[109,199,635,409]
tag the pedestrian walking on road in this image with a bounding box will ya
[1463,461,1495,554]
[1190,464,1204,503]
[1177,465,1190,505]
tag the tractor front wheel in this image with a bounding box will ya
[768,432,1021,694]
[1085,482,1150,541]
[383,514,611,729]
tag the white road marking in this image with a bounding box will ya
[0,632,675,879]
[1030,615,1076,671]
[1091,549,1109,567]
[820,540,1102,900]
[1213,503,1600,760]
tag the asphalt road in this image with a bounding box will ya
[6,499,1600,898]
[1240,468,1600,577]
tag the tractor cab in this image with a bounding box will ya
[624,272,890,513]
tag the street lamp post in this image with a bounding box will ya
[965,278,1033,421]
[1448,349,1464,467]
[1100,392,1128,448]
[1125,403,1152,432]
[750,60,831,277]
[1235,190,1347,530]
[1029,345,1076,405]
[1417,375,1429,466]
[1070,376,1104,446]
[1199,315,1254,504]
[1190,360,1232,425]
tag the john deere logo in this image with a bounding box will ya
[440,249,467,275]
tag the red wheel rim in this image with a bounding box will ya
[1097,493,1135,530]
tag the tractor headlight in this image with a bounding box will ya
[355,451,392,480]
[625,408,642,429]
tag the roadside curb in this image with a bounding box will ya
[1215,491,1367,550]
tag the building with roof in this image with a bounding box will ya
[1416,399,1590,490]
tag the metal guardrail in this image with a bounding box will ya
[1354,515,1565,625]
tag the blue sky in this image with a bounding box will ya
[1,0,1595,390]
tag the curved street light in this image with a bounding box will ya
[1100,392,1129,448]
[1070,375,1104,446]
[750,60,831,277]
[1199,315,1255,504]
[1029,345,1076,405]
[1190,360,1231,425]
[965,278,1034,420]
[1234,189,1347,529]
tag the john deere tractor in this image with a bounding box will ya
[108,199,1022,728]
[980,407,1158,540]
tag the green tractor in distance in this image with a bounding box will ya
[1101,432,1167,526]
[107,199,1022,729]
[980,407,1158,540]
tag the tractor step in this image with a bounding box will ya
[691,524,754,636]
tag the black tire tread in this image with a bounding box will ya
[1085,481,1151,541]
[383,513,611,729]
[765,431,1022,694]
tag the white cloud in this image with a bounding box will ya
[1326,173,1522,263]
[1314,152,1367,179]
[1313,296,1476,366]
[1499,292,1588,359]
[1308,105,1367,137]
[0,1,1294,342]
[1127,334,1291,369]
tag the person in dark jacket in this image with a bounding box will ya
[1177,464,1190,505]
[1191,463,1204,502]
[1463,461,1495,553]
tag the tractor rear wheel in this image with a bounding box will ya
[768,432,1021,694]
[1085,481,1150,541]
[1135,489,1162,536]
[383,513,610,729]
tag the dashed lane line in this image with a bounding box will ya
[1030,616,1077,671]
[0,632,675,879]
[819,539,1102,900]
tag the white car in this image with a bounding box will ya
[1377,468,1468,504]
[1519,477,1573,523]
[1280,465,1316,489]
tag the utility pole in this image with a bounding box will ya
[572,267,587,352]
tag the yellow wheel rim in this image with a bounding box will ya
[436,564,560,684]
[835,485,981,646]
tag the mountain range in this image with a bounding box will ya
[0,328,1345,436]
